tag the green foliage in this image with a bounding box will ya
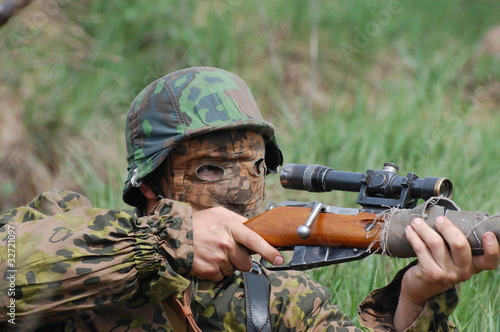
[1,0,499,329]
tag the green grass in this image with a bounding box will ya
[1,0,499,329]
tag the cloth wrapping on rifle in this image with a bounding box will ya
[376,196,500,258]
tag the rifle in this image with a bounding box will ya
[244,163,500,270]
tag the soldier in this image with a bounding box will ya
[1,67,499,331]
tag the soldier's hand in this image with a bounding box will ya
[190,206,284,281]
[394,216,500,331]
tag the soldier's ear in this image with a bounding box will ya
[139,183,157,200]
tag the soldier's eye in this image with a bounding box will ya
[196,165,225,182]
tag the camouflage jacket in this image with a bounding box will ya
[0,190,458,331]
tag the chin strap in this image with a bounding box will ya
[144,177,166,202]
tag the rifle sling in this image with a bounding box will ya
[162,267,271,332]
[162,283,202,332]
[243,262,272,332]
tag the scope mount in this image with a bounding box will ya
[357,166,419,212]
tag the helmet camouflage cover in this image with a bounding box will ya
[123,66,283,207]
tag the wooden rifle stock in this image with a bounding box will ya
[244,206,381,250]
[244,198,500,267]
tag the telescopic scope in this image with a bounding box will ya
[280,163,453,203]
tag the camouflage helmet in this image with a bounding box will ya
[123,67,283,207]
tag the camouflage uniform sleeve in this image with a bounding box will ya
[0,190,194,325]
[358,262,459,331]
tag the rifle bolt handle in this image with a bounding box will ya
[297,225,311,239]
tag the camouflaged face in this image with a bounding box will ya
[123,67,283,207]
[163,130,266,219]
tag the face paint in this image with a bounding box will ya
[164,130,267,218]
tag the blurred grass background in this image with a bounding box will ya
[1,0,499,329]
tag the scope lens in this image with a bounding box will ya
[438,179,453,198]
